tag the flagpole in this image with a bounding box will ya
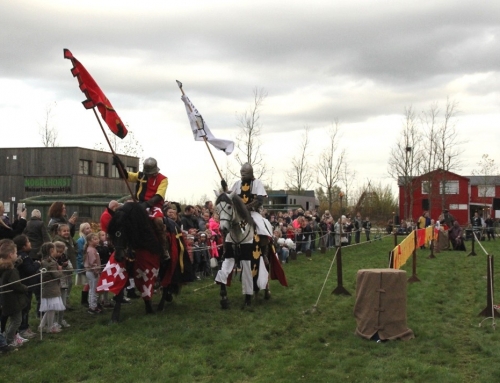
[176,80,224,181]
[92,108,137,202]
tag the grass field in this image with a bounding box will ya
[2,235,500,383]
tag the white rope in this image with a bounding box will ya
[472,230,497,331]
[305,247,339,314]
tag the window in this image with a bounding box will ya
[96,162,107,177]
[440,180,459,195]
[111,165,120,178]
[79,160,91,175]
[421,181,430,194]
[478,185,495,197]
[126,166,136,173]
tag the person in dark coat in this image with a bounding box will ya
[0,239,28,347]
[13,235,40,339]
[23,209,50,260]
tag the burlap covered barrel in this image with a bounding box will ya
[354,268,414,341]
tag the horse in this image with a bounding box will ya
[214,191,287,309]
[97,202,189,322]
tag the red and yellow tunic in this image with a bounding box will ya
[127,172,168,217]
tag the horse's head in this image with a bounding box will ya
[215,191,236,234]
[107,202,162,259]
[215,191,254,236]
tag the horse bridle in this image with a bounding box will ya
[217,199,253,245]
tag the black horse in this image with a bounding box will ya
[102,202,164,322]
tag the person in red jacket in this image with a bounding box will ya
[100,200,120,234]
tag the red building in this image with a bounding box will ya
[398,169,500,225]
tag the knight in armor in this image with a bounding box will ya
[225,163,273,240]
[113,156,170,260]
[218,163,274,307]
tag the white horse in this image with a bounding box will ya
[214,191,271,309]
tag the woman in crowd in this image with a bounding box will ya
[47,202,77,238]
[24,209,50,259]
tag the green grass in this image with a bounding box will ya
[3,237,500,383]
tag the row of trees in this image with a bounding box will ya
[228,88,396,223]
[387,99,462,220]
[387,98,499,222]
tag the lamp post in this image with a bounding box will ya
[333,191,350,296]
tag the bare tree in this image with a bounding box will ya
[285,126,313,194]
[94,130,144,161]
[39,102,59,147]
[316,121,344,213]
[387,105,421,220]
[434,98,461,210]
[234,87,268,180]
[339,156,356,208]
[472,154,499,213]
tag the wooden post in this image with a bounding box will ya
[408,229,421,283]
[468,230,477,256]
[332,245,351,296]
[478,255,499,317]
[428,225,436,259]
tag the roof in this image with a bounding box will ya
[398,169,470,186]
[267,189,316,198]
[465,175,500,186]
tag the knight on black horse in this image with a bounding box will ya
[97,157,189,322]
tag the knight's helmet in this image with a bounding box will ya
[143,157,160,175]
[240,163,254,181]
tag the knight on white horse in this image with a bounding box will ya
[215,163,277,308]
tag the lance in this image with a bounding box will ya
[176,80,225,184]
[92,108,136,202]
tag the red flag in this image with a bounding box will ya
[64,49,128,139]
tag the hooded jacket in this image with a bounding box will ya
[0,258,28,316]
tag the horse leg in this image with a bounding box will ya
[157,286,173,312]
[220,284,229,309]
[216,253,235,310]
[240,259,254,310]
[111,289,124,323]
[144,299,155,315]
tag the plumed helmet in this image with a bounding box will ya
[143,157,159,175]
[240,163,254,180]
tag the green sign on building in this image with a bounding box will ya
[24,177,72,193]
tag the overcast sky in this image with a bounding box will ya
[1,0,499,204]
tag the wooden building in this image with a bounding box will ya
[0,147,139,223]
[398,169,500,225]
[264,190,318,212]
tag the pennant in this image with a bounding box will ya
[181,94,234,155]
[63,49,128,139]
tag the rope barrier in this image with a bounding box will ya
[304,247,339,314]
[471,230,497,331]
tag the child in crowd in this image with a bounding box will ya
[0,239,29,348]
[84,233,101,315]
[13,235,40,340]
[53,241,72,328]
[76,223,92,306]
[96,231,112,307]
[52,223,77,308]
[39,242,65,333]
